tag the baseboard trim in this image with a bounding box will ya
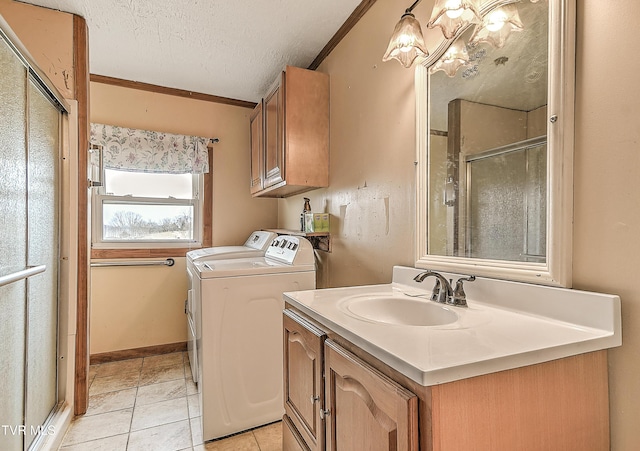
[90,342,187,365]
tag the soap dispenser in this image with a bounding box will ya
[301,198,311,232]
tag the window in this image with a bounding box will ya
[92,169,203,248]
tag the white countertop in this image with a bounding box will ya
[283,266,621,386]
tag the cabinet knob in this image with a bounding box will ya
[310,395,320,404]
[319,408,331,420]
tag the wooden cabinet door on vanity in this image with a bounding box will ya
[283,415,311,451]
[249,101,264,194]
[263,73,284,189]
[283,310,326,451]
[324,340,419,451]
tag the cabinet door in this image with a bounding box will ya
[283,414,311,451]
[263,73,284,188]
[283,310,326,451]
[249,101,263,194]
[324,340,419,451]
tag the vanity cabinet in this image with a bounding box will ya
[283,415,311,451]
[284,308,610,451]
[251,66,329,198]
[283,310,419,451]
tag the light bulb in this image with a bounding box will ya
[398,34,415,52]
[486,10,508,32]
[445,0,464,18]
[442,50,456,63]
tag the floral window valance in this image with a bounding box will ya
[90,123,210,174]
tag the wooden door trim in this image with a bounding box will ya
[73,13,90,416]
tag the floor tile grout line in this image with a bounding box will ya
[125,380,139,451]
[184,376,197,449]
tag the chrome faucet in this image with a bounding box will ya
[413,271,475,307]
[413,271,452,303]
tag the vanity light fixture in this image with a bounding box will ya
[383,0,526,70]
[382,0,429,68]
[469,4,524,48]
[427,0,482,39]
[430,40,470,77]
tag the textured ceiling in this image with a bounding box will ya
[18,0,363,102]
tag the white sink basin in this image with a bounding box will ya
[342,294,458,326]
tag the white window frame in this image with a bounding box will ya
[91,172,204,249]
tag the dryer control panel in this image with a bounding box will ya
[265,236,314,265]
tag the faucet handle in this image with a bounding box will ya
[430,278,442,302]
[451,276,476,307]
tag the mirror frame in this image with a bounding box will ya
[415,0,576,287]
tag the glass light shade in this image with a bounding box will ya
[429,41,469,77]
[469,4,524,48]
[427,0,482,39]
[383,12,429,68]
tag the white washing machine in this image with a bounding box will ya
[185,230,276,382]
[192,235,316,441]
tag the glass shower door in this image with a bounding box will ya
[25,79,61,449]
[0,33,62,451]
[465,139,547,262]
[0,34,28,451]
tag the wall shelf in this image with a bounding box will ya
[264,228,331,252]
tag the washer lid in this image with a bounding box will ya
[195,257,315,279]
[186,231,277,262]
[186,246,265,262]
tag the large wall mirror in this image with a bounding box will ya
[415,0,575,286]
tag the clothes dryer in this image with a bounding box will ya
[185,230,277,382]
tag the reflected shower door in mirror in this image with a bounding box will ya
[416,0,575,286]
[428,0,548,261]
[466,137,546,261]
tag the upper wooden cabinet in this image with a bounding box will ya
[251,66,329,198]
[249,101,264,194]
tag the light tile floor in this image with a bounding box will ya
[58,352,282,451]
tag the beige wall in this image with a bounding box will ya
[527,105,547,138]
[0,0,74,98]
[278,0,640,448]
[574,2,640,449]
[459,100,527,155]
[90,259,190,354]
[89,83,278,353]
